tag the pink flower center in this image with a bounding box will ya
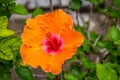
[43,33,63,55]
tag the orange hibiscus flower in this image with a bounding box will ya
[20,9,84,74]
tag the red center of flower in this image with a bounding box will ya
[43,33,63,55]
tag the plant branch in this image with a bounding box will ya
[93,35,101,46]
[33,74,47,78]
[58,0,62,8]
[86,4,93,41]
[76,10,80,26]
[50,0,53,11]
[62,67,66,80]
[80,14,85,26]
[54,75,60,80]
[100,16,107,26]
[100,49,110,63]
[35,0,39,7]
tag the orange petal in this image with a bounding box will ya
[21,44,64,74]
[46,56,63,74]
[33,9,73,34]
[20,44,50,70]
[45,47,77,74]
[21,19,45,47]
[62,29,84,48]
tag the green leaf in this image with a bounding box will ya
[0,13,11,19]
[99,0,104,3]
[74,26,87,38]
[71,64,81,77]
[107,26,120,42]
[103,63,116,69]
[79,71,88,80]
[83,44,91,52]
[0,59,13,70]
[0,29,15,37]
[90,43,100,53]
[116,56,120,65]
[0,16,8,29]
[70,0,82,10]
[85,77,95,80]
[99,8,108,15]
[12,50,20,62]
[47,72,55,80]
[99,8,120,18]
[115,64,120,74]
[0,36,21,62]
[118,76,120,80]
[97,41,106,48]
[0,0,15,4]
[0,36,21,50]
[81,57,96,69]
[108,8,120,18]
[69,55,77,62]
[11,4,28,15]
[105,42,113,53]
[0,65,11,80]
[16,66,34,80]
[114,40,120,45]
[90,31,98,42]
[112,0,120,8]
[0,45,13,60]
[87,70,96,79]
[32,8,44,18]
[87,0,98,4]
[76,46,84,56]
[65,73,78,80]
[71,64,88,80]
[96,63,117,80]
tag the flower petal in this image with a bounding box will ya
[45,46,77,74]
[20,44,50,70]
[33,9,73,34]
[62,28,84,48]
[47,56,63,74]
[20,9,84,74]
[21,19,45,47]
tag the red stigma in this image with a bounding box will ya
[43,33,63,54]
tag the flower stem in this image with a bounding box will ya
[62,70,66,80]
[50,0,53,11]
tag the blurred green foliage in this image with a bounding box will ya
[0,7,32,80]
[96,63,117,80]
[49,0,120,80]
[70,0,82,10]
[32,8,44,18]
[15,66,34,80]
[0,0,28,18]
[0,0,120,80]
[0,0,33,79]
